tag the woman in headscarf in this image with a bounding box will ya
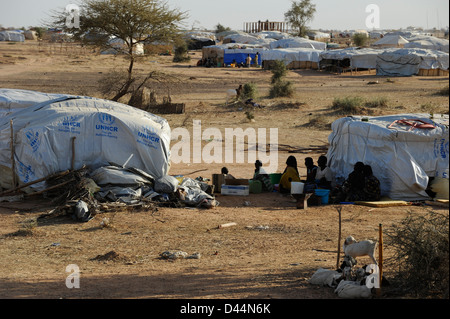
[279,156,301,193]
[252,160,273,192]
[363,165,381,201]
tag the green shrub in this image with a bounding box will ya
[353,33,368,47]
[173,40,190,63]
[269,80,294,98]
[332,96,364,113]
[365,96,388,108]
[437,85,449,96]
[240,83,258,100]
[270,60,287,84]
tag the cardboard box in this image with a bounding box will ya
[221,185,249,196]
[212,174,225,193]
[224,178,249,186]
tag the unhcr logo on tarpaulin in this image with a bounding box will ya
[136,125,160,150]
[59,116,82,134]
[434,138,449,159]
[25,130,41,153]
[95,113,119,138]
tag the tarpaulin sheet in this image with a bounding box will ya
[0,92,171,190]
[327,114,449,201]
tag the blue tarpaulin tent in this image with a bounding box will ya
[223,51,261,65]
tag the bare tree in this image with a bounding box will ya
[51,0,187,101]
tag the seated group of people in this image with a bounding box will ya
[222,156,381,203]
[278,155,333,194]
[277,156,381,203]
[330,161,381,203]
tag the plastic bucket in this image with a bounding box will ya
[269,173,282,185]
[249,180,262,194]
[314,189,330,204]
[291,182,305,194]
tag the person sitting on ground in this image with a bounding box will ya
[221,167,235,179]
[305,157,318,183]
[303,157,318,192]
[279,155,301,193]
[329,161,365,203]
[252,160,273,192]
[342,161,366,201]
[315,155,332,189]
[362,165,381,201]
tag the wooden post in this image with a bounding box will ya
[10,120,17,189]
[379,223,383,288]
[71,136,76,170]
[336,207,342,269]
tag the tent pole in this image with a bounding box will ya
[336,206,342,269]
[10,120,17,189]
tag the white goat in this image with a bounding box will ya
[343,236,377,265]
[334,280,373,299]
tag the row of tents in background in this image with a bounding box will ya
[2,28,448,53]
[1,29,448,77]
[198,31,449,77]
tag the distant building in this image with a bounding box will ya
[244,21,289,34]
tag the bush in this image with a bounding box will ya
[332,96,389,114]
[386,211,449,298]
[332,96,364,113]
[269,80,294,98]
[365,96,388,108]
[437,85,449,96]
[353,33,369,47]
[173,40,190,63]
[240,83,258,100]
[270,60,287,84]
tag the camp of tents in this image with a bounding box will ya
[200,31,449,75]
[1,88,448,204]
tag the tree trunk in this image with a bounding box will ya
[111,47,135,102]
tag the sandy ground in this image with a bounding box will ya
[0,41,449,303]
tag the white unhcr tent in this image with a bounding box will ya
[327,114,449,201]
[376,48,449,76]
[0,92,171,190]
[404,36,449,53]
[269,37,326,51]
[319,48,383,70]
[372,35,409,48]
[101,37,144,55]
[261,48,322,69]
[0,88,72,118]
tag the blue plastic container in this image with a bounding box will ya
[315,189,330,204]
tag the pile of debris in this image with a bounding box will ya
[309,236,385,299]
[309,255,379,299]
[0,164,219,223]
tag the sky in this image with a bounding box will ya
[0,0,448,31]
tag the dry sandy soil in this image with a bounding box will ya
[0,41,449,304]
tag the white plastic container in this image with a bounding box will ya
[221,185,249,196]
[291,182,305,194]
